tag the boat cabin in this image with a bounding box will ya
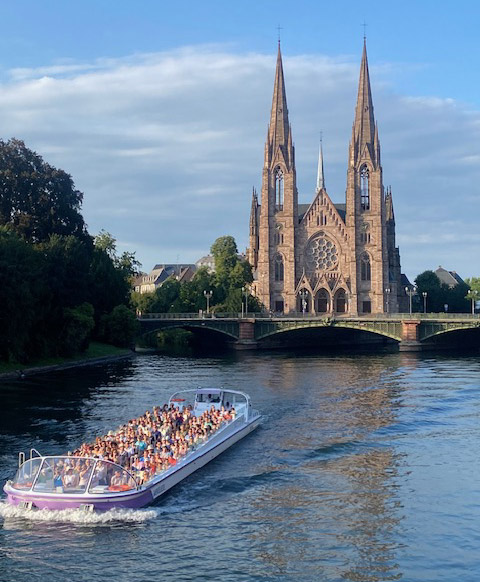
[193,389,249,418]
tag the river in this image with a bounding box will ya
[0,350,479,582]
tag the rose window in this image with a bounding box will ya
[305,235,338,272]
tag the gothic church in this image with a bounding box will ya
[247,41,406,315]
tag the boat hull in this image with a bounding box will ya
[4,414,261,511]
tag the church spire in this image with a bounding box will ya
[353,39,376,164]
[268,42,290,164]
[316,136,325,192]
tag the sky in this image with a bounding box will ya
[0,0,479,282]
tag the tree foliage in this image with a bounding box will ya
[0,139,88,242]
[0,140,139,362]
[415,270,470,313]
[465,277,480,312]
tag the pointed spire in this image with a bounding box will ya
[385,186,395,221]
[353,39,376,161]
[316,136,325,192]
[268,42,290,159]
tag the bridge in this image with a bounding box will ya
[138,312,480,351]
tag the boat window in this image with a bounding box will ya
[30,457,95,494]
[88,460,137,494]
[11,457,42,490]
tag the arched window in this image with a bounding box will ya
[360,252,371,281]
[316,289,329,313]
[275,167,284,211]
[274,253,284,282]
[335,289,347,313]
[360,165,370,211]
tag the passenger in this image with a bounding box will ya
[63,467,79,488]
[110,470,123,487]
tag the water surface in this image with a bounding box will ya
[0,351,479,581]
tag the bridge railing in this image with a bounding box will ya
[138,312,480,321]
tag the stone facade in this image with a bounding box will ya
[247,41,406,315]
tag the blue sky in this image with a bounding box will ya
[0,0,479,281]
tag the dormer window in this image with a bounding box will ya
[275,167,284,211]
[360,165,370,211]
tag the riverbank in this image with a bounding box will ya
[0,342,134,381]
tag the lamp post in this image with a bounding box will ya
[471,291,479,315]
[203,290,212,315]
[422,291,427,313]
[385,287,391,314]
[405,286,416,315]
[300,290,307,317]
[242,285,249,317]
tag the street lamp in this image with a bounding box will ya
[300,289,308,317]
[385,287,391,314]
[422,291,427,313]
[242,285,249,317]
[405,286,416,315]
[203,290,212,315]
[472,291,479,315]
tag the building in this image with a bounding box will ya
[247,41,406,315]
[435,266,464,289]
[133,264,196,294]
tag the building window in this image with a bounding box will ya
[274,253,284,282]
[360,252,371,281]
[360,165,370,210]
[360,224,371,244]
[275,167,284,211]
[275,224,284,245]
[335,289,347,313]
[316,288,329,313]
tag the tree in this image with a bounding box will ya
[415,271,444,312]
[94,230,141,280]
[100,304,139,348]
[60,302,95,357]
[415,270,470,313]
[0,139,88,242]
[465,277,480,313]
[211,235,239,281]
[0,227,44,361]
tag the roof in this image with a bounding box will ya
[435,266,464,288]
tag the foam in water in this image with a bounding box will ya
[0,500,157,524]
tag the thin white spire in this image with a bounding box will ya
[316,135,325,192]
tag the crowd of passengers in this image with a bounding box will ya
[61,401,237,488]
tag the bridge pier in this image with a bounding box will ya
[234,320,258,350]
[399,319,423,351]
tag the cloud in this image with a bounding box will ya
[0,45,478,279]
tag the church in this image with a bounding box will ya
[247,41,407,315]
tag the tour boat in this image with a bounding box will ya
[3,389,261,512]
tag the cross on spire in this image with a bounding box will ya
[362,21,367,40]
[277,24,283,43]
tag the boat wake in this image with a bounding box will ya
[0,500,157,525]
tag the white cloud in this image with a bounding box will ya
[0,45,478,279]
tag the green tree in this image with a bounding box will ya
[465,277,480,313]
[415,271,444,312]
[211,235,239,281]
[0,227,44,361]
[0,139,88,242]
[60,302,95,357]
[149,279,182,313]
[100,304,139,347]
[89,246,131,320]
[415,270,470,313]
